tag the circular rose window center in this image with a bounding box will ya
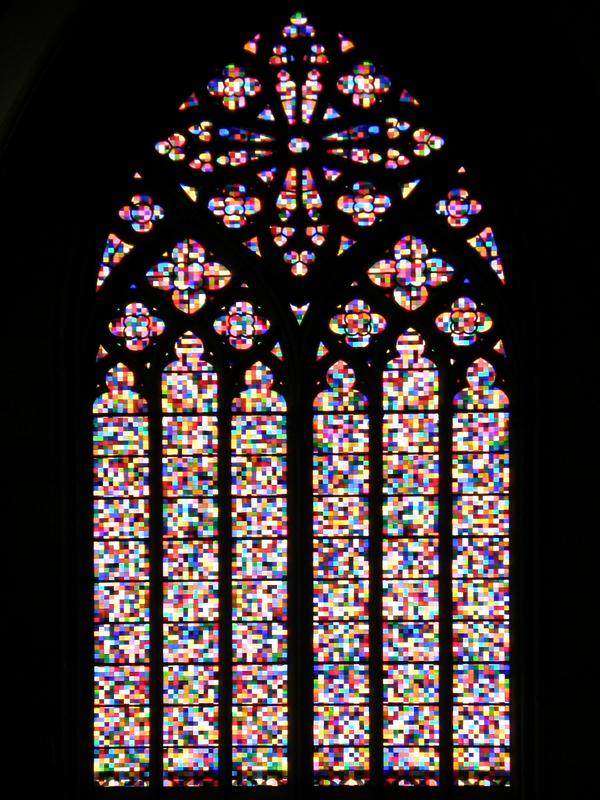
[288,137,310,154]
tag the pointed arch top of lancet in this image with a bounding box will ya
[232,362,287,413]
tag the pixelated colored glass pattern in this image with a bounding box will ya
[329,298,386,347]
[382,116,444,167]
[146,239,231,314]
[467,227,506,284]
[436,188,482,228]
[452,359,510,785]
[185,122,214,173]
[155,132,187,161]
[136,11,455,281]
[313,361,369,784]
[283,11,315,38]
[93,10,513,789]
[208,184,261,228]
[208,64,261,110]
[386,116,409,137]
[93,364,150,786]
[284,249,315,277]
[302,70,322,124]
[276,167,322,221]
[337,181,391,226]
[109,302,165,351]
[289,137,310,153]
[382,330,440,785]
[368,235,454,311]
[326,125,389,168]
[337,62,391,108]
[436,297,493,347]
[118,194,164,233]
[214,300,270,350]
[276,70,296,124]
[96,233,133,291]
[162,334,219,786]
[412,128,445,156]
[231,363,288,785]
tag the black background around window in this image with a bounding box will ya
[1,1,595,798]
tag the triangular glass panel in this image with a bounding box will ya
[399,88,420,105]
[290,302,310,324]
[243,237,262,256]
[493,340,506,356]
[96,234,133,291]
[258,106,275,121]
[181,184,199,202]
[323,106,341,121]
[338,236,356,254]
[179,92,199,110]
[271,342,284,360]
[337,32,355,52]
[258,168,277,184]
[244,33,261,54]
[323,166,342,182]
[467,227,506,283]
[96,345,109,361]
[317,342,329,359]
[400,179,420,198]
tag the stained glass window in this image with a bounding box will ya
[91,11,512,793]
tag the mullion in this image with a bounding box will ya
[149,371,163,794]
[438,360,454,789]
[288,370,313,793]
[218,368,233,788]
[369,377,383,790]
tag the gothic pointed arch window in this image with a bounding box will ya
[91,11,513,794]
